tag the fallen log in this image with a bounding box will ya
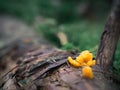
[0,41,119,90]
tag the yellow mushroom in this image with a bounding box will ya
[82,66,94,79]
[68,56,82,67]
[81,51,93,63]
[92,60,96,65]
[67,50,96,79]
[86,60,96,66]
[76,56,84,65]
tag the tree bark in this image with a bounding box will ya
[96,0,120,71]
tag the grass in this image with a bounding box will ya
[37,19,104,54]
[60,21,103,50]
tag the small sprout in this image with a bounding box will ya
[68,56,82,67]
[82,66,93,79]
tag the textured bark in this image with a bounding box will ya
[96,0,120,71]
[1,44,120,90]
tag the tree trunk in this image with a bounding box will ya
[96,0,120,71]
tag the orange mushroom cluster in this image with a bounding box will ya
[67,50,96,79]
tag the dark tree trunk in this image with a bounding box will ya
[96,0,120,71]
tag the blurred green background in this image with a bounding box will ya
[0,0,120,81]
